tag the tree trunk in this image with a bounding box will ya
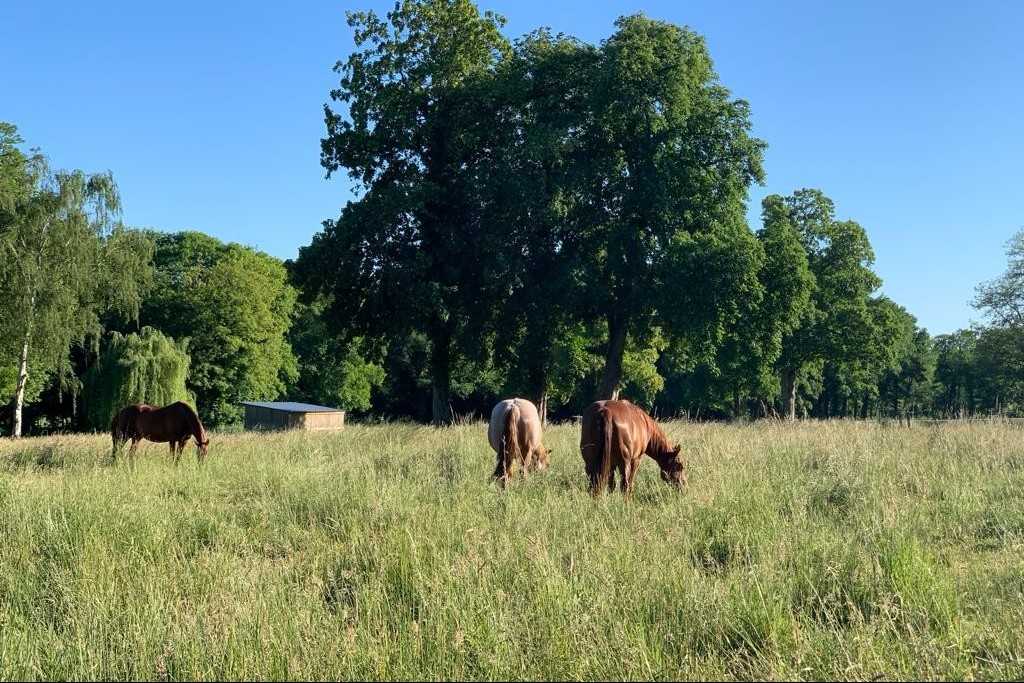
[598,314,628,401]
[781,367,797,421]
[733,387,741,420]
[527,352,549,427]
[12,336,30,438]
[430,323,453,426]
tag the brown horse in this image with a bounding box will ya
[111,401,209,464]
[580,399,687,497]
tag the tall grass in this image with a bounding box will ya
[1,421,1023,680]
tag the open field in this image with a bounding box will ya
[1,421,1024,680]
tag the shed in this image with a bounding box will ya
[241,401,345,432]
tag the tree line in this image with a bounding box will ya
[1,1,1021,434]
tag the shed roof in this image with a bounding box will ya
[241,401,342,413]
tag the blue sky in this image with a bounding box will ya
[3,1,1021,334]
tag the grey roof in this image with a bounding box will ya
[241,401,342,413]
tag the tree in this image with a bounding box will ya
[974,229,1024,326]
[576,15,765,399]
[933,330,979,417]
[302,0,511,425]
[484,30,596,420]
[0,130,153,436]
[141,232,297,426]
[0,123,29,211]
[772,189,881,419]
[964,228,1024,415]
[973,325,1024,415]
[712,196,815,418]
[82,327,191,430]
[288,298,385,413]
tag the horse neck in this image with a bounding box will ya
[188,410,207,442]
[644,416,673,464]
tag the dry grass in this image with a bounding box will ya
[1,420,1023,680]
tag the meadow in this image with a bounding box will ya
[1,420,1023,680]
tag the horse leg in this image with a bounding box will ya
[623,460,636,499]
[129,439,139,469]
[584,448,600,494]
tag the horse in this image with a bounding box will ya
[580,399,687,497]
[111,401,210,464]
[488,398,551,487]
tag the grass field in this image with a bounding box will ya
[1,420,1024,680]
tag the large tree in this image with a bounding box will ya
[141,232,297,426]
[484,30,596,419]
[302,0,511,424]
[576,15,765,399]
[711,195,816,418]
[772,189,881,419]
[0,126,153,436]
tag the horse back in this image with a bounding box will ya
[588,400,655,460]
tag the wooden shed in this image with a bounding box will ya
[241,401,345,432]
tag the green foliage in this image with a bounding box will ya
[301,0,512,424]
[974,229,1024,327]
[0,131,153,434]
[0,358,49,411]
[0,122,29,211]
[933,330,980,417]
[579,15,765,397]
[289,299,385,412]
[82,327,191,430]
[142,232,297,427]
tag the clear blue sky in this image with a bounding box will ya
[3,1,1022,335]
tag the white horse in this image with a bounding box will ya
[488,398,551,486]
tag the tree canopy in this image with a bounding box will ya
[0,126,153,435]
[83,327,192,430]
[140,232,297,427]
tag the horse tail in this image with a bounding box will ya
[596,408,614,496]
[502,402,521,480]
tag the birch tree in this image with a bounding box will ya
[0,125,151,436]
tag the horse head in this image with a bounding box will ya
[658,445,688,489]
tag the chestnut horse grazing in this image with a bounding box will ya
[488,398,551,486]
[580,399,687,497]
[111,401,210,464]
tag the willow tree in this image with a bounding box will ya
[0,127,153,436]
[83,327,192,429]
